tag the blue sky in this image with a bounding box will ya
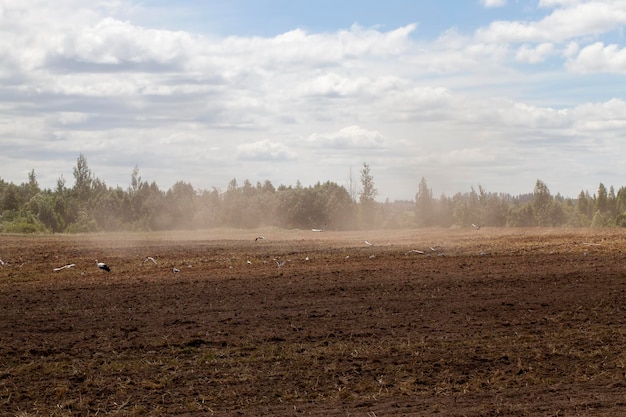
[135,0,559,48]
[137,1,514,37]
[1,0,626,201]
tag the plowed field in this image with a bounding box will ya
[1,228,626,416]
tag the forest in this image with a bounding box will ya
[1,154,625,233]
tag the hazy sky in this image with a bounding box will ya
[2,0,626,201]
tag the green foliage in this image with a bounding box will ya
[415,177,434,227]
[26,192,65,232]
[591,210,611,228]
[1,157,626,233]
[532,179,554,226]
[616,212,626,227]
[0,214,48,233]
[596,183,608,213]
[275,181,356,230]
[358,163,378,228]
[506,203,535,227]
[560,202,589,227]
[358,163,377,205]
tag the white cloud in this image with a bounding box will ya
[53,112,90,126]
[476,1,626,43]
[538,0,581,7]
[236,140,296,161]
[54,17,195,66]
[570,98,626,126]
[563,41,580,58]
[566,41,626,73]
[208,23,417,74]
[515,42,555,63]
[481,0,507,8]
[306,126,388,149]
[441,147,498,165]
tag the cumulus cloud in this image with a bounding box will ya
[563,41,581,58]
[570,98,626,125]
[566,42,626,73]
[515,42,555,63]
[236,140,296,161]
[51,17,195,68]
[476,1,626,43]
[306,126,387,149]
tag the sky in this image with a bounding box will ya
[2,0,626,201]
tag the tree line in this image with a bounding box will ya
[1,154,625,233]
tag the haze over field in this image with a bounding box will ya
[1,0,626,200]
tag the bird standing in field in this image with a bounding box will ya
[95,259,110,272]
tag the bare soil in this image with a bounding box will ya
[1,228,626,416]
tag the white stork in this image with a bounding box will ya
[95,259,110,272]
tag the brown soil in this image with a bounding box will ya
[1,228,626,416]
